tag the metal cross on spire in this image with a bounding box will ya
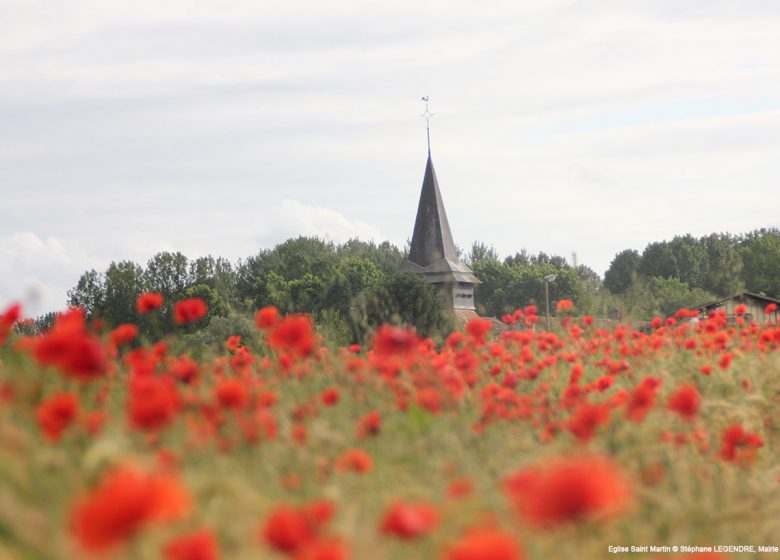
[421,96,434,154]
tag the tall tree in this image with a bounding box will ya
[604,250,641,295]
[741,232,780,296]
[67,269,105,317]
[102,261,146,327]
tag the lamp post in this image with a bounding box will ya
[543,274,557,331]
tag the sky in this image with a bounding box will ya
[2,0,780,316]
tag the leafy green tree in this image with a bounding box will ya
[668,235,709,289]
[702,234,742,296]
[638,242,678,280]
[604,250,641,295]
[741,232,780,296]
[102,261,146,327]
[182,284,229,321]
[337,239,405,276]
[67,269,105,317]
[465,241,499,266]
[145,252,190,298]
[349,273,450,343]
[189,256,237,308]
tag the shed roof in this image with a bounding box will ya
[695,291,780,311]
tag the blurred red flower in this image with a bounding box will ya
[466,318,493,344]
[33,308,106,381]
[335,449,373,473]
[567,402,611,443]
[136,292,164,314]
[255,306,279,330]
[667,384,701,420]
[163,528,220,560]
[174,298,208,325]
[70,465,191,552]
[445,527,525,560]
[0,302,22,344]
[380,500,439,539]
[503,455,631,528]
[372,325,419,357]
[36,392,79,442]
[128,375,181,431]
[214,378,250,410]
[110,323,139,348]
[321,387,340,406]
[262,505,315,553]
[268,314,315,358]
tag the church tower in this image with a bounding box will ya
[401,152,480,316]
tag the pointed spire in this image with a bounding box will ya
[407,155,460,268]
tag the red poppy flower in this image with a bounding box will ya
[268,314,315,358]
[255,306,279,330]
[356,411,381,438]
[292,537,348,560]
[136,292,164,314]
[0,302,22,344]
[556,299,574,313]
[110,323,139,348]
[372,325,419,356]
[567,402,611,443]
[625,377,661,423]
[503,455,631,528]
[163,528,220,560]
[335,449,373,473]
[262,505,315,553]
[466,318,493,344]
[128,375,181,431]
[174,298,208,325]
[321,387,340,406]
[70,465,190,552]
[36,392,79,442]
[445,527,525,560]
[719,425,763,464]
[380,500,439,539]
[33,308,106,381]
[214,378,250,410]
[226,335,242,352]
[667,384,700,420]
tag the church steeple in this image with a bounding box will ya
[401,147,480,313]
[407,154,460,268]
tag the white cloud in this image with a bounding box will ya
[0,233,105,317]
[2,0,780,301]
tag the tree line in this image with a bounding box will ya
[28,228,779,346]
[603,228,780,318]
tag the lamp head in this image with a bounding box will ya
[543,274,557,282]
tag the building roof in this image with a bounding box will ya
[695,291,780,311]
[404,154,479,284]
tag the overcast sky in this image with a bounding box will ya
[2,0,779,316]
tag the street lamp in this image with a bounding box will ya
[543,274,557,331]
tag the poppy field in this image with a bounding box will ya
[1,298,780,559]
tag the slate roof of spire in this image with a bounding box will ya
[401,154,479,284]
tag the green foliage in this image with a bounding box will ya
[742,231,780,296]
[472,251,594,317]
[604,250,641,295]
[349,273,451,343]
[172,312,261,359]
[606,229,779,319]
[619,277,715,320]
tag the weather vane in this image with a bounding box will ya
[421,96,433,154]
